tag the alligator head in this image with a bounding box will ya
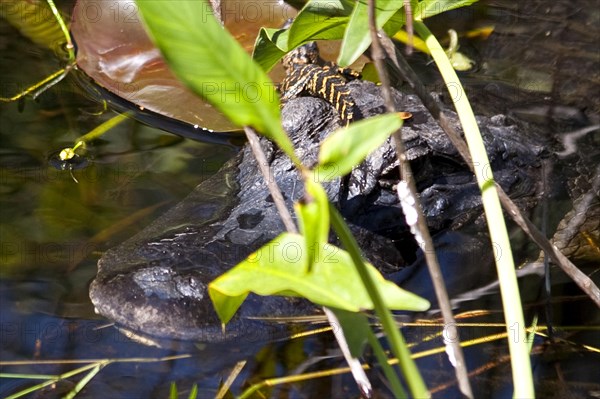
[90,80,549,343]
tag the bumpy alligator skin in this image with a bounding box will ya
[89,78,561,342]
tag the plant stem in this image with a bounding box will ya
[323,308,373,397]
[45,0,75,62]
[414,20,535,398]
[0,68,67,102]
[330,207,430,399]
[365,326,407,397]
[377,34,600,308]
[243,127,374,394]
[244,127,297,234]
[367,1,473,397]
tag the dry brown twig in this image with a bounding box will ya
[367,1,474,398]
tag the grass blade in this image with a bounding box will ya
[414,20,534,399]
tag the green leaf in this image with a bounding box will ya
[208,289,249,328]
[1,0,66,53]
[135,1,297,159]
[208,233,429,325]
[414,0,479,21]
[287,0,355,49]
[314,113,403,181]
[330,308,371,358]
[344,0,478,61]
[188,384,198,399]
[294,179,330,272]
[252,27,289,72]
[338,0,403,66]
[360,62,380,83]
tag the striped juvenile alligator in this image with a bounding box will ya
[280,42,360,125]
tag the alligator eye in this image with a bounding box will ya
[433,197,450,213]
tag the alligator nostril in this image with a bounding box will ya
[237,210,264,229]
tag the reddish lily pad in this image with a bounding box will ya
[70,0,294,134]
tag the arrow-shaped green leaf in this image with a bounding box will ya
[209,233,429,325]
[287,0,355,49]
[314,113,403,182]
[338,0,403,67]
[252,27,289,72]
[415,0,479,20]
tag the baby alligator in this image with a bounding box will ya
[280,42,360,125]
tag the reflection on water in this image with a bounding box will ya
[1,0,599,398]
[0,11,243,397]
[1,276,302,397]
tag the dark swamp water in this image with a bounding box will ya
[1,1,599,398]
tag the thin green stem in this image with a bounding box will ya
[75,113,130,147]
[63,364,105,399]
[367,0,472,395]
[3,363,101,399]
[0,68,67,102]
[414,20,534,399]
[365,327,407,397]
[45,0,75,62]
[59,113,130,161]
[330,207,429,398]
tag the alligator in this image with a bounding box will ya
[91,43,595,342]
[279,40,360,125]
